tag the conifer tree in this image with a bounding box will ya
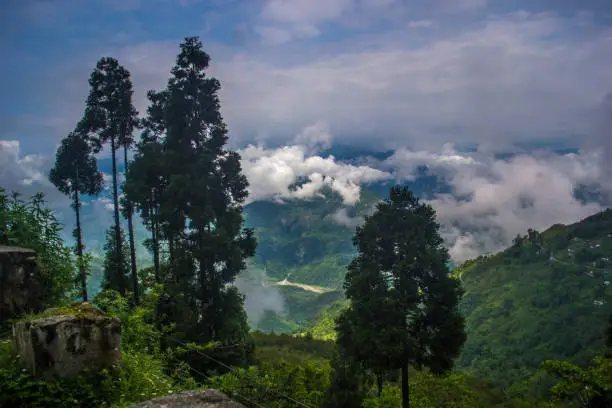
[324,348,368,408]
[124,90,169,283]
[49,131,103,301]
[78,57,140,304]
[337,186,466,408]
[102,226,130,296]
[125,37,256,355]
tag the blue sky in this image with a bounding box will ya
[1,0,612,261]
[2,0,611,155]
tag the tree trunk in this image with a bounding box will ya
[73,177,87,302]
[123,145,139,305]
[401,364,409,408]
[151,189,160,283]
[110,136,125,294]
[376,372,383,397]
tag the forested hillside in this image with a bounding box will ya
[456,209,612,395]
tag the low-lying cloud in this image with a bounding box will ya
[239,127,391,205]
[234,265,286,325]
[1,136,610,265]
[385,145,607,262]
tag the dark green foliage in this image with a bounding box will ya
[49,131,103,301]
[0,188,75,318]
[251,331,335,365]
[0,287,195,408]
[78,56,140,304]
[102,226,130,296]
[337,185,466,408]
[206,360,331,408]
[544,356,612,407]
[324,349,368,408]
[607,313,612,349]
[124,37,256,363]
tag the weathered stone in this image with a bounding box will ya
[0,246,43,322]
[127,390,246,408]
[13,303,121,379]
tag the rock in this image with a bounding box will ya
[13,303,121,379]
[127,389,247,408]
[0,246,43,322]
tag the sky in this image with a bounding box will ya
[2,0,612,264]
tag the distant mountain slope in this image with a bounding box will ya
[456,209,612,394]
[244,186,382,289]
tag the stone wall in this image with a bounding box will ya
[13,304,121,379]
[0,246,42,322]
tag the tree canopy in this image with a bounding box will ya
[336,185,466,408]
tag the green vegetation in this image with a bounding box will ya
[78,57,141,305]
[335,186,466,407]
[0,188,76,322]
[246,186,381,289]
[456,210,612,398]
[49,131,103,302]
[2,35,612,408]
[252,286,344,333]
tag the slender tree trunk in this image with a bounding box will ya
[376,372,383,397]
[110,136,124,293]
[401,364,409,408]
[73,177,87,302]
[123,145,139,305]
[151,188,160,283]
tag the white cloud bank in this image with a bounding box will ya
[386,145,606,262]
[239,124,391,205]
[1,138,609,265]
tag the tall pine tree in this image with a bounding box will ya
[126,38,256,353]
[337,186,466,408]
[78,57,140,304]
[49,131,103,301]
[124,90,170,284]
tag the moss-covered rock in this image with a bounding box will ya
[13,302,121,379]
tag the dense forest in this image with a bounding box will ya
[0,37,611,408]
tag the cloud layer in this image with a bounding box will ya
[2,136,608,265]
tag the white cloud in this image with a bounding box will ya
[328,207,362,228]
[0,140,61,201]
[293,121,333,154]
[206,12,612,150]
[385,145,606,262]
[239,127,391,205]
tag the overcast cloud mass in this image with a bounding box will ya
[2,0,612,266]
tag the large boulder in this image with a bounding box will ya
[127,389,246,408]
[13,303,121,379]
[0,246,42,322]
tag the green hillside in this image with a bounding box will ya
[456,209,612,395]
[254,286,344,333]
[245,186,382,289]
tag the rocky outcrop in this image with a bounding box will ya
[0,246,43,322]
[127,389,246,408]
[13,303,121,379]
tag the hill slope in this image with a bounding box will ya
[456,209,612,394]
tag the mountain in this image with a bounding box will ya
[456,209,612,394]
